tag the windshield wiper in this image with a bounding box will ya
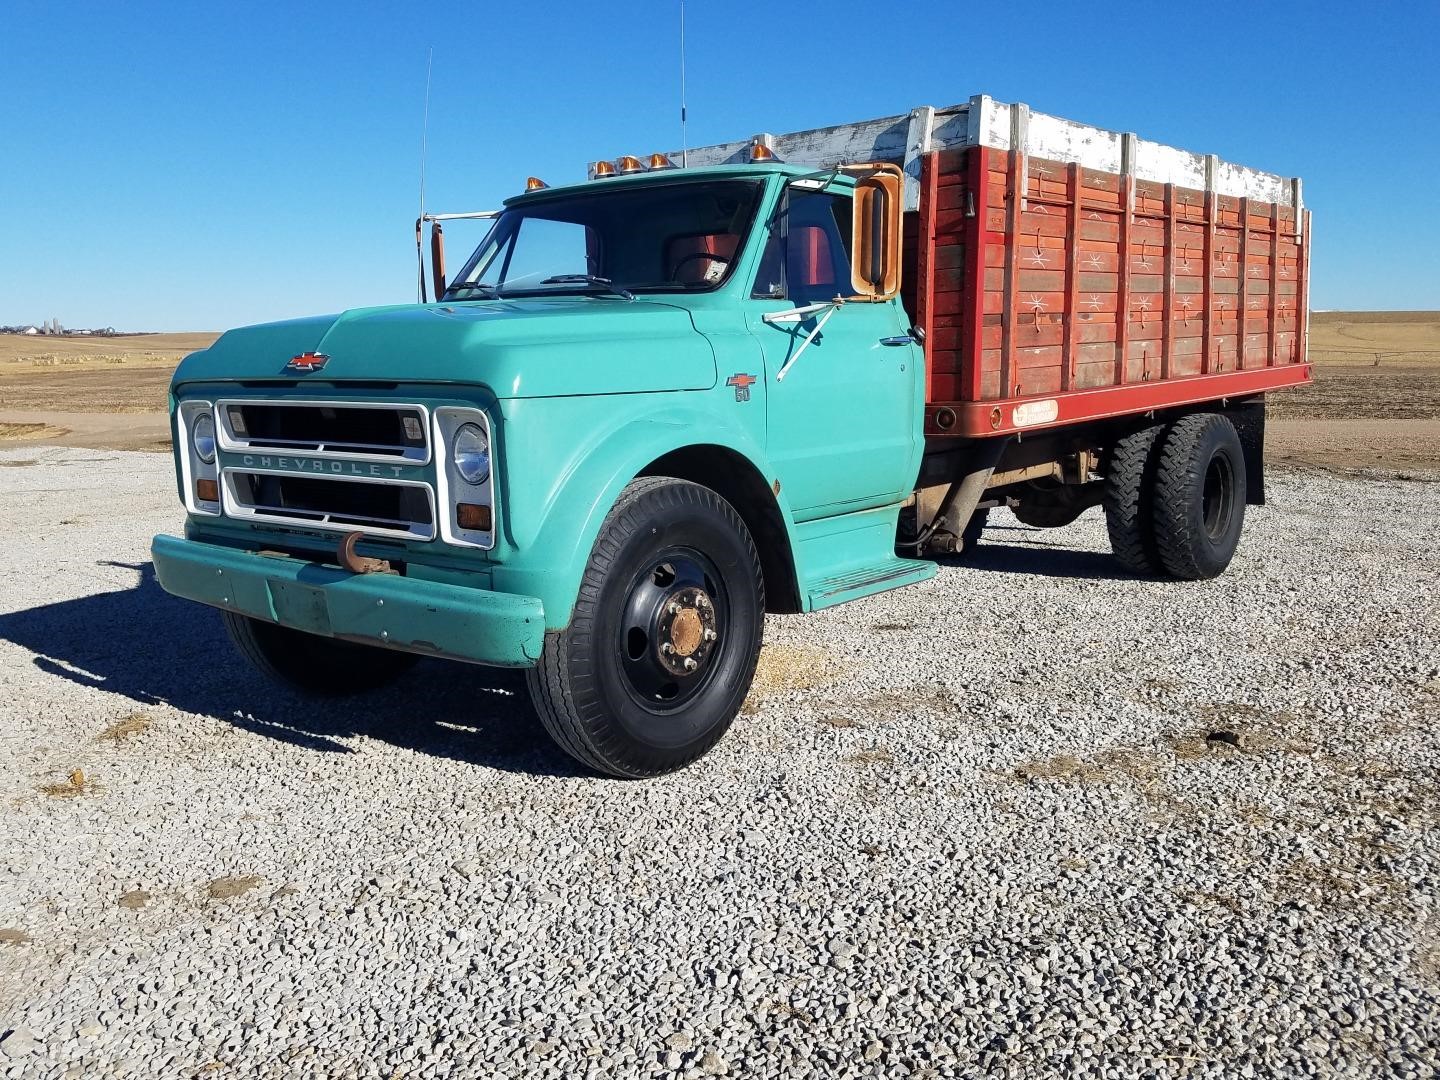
[444,281,500,299]
[539,275,635,301]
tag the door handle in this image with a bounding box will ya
[879,335,914,347]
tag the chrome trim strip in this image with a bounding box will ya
[233,501,420,531]
[215,399,433,466]
[220,468,437,541]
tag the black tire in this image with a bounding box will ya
[1012,501,1082,529]
[221,611,419,695]
[525,477,765,778]
[1152,413,1247,580]
[1012,481,1090,529]
[1103,424,1166,575]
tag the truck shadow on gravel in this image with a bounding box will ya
[946,525,1125,580]
[0,561,586,777]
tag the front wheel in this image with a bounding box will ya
[221,612,419,695]
[525,478,765,778]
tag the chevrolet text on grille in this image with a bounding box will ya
[240,455,406,478]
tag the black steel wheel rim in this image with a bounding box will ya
[617,547,728,712]
[1202,453,1235,541]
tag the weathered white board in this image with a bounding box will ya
[590,95,1302,220]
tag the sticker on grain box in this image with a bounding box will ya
[1013,399,1059,427]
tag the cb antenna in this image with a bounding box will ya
[416,46,434,303]
[679,1,688,166]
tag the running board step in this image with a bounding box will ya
[805,557,936,611]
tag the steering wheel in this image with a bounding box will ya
[670,251,732,283]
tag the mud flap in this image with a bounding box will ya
[1230,399,1266,506]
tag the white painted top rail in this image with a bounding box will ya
[594,94,1303,223]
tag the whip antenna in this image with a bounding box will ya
[416,47,434,303]
[679,1,688,166]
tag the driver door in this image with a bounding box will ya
[747,187,920,520]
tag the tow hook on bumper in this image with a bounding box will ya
[338,531,393,575]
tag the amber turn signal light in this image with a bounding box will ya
[196,478,219,503]
[456,503,491,531]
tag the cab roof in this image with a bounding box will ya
[502,162,849,208]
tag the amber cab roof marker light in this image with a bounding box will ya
[615,155,647,175]
[592,160,617,179]
[525,176,548,190]
[648,153,678,170]
[749,140,776,163]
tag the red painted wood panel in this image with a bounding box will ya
[918,146,1312,436]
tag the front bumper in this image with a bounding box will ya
[151,535,544,667]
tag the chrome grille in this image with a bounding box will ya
[216,399,430,464]
[222,470,436,540]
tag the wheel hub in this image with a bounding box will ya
[657,586,718,675]
[618,553,726,710]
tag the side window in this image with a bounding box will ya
[498,217,598,287]
[752,191,852,304]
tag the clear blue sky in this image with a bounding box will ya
[2,0,1436,330]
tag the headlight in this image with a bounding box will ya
[191,412,216,464]
[452,422,490,485]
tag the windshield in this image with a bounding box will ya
[443,179,764,300]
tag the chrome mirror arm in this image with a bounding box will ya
[762,299,845,382]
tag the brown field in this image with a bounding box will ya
[0,332,217,451]
[1268,312,1440,476]
[0,316,1437,472]
[0,331,217,410]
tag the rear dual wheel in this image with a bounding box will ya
[1152,413,1246,580]
[1104,424,1166,575]
[525,478,765,778]
[1104,413,1246,580]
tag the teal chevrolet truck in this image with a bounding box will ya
[154,97,1310,776]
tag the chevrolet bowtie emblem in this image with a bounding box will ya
[285,352,329,373]
[726,372,757,402]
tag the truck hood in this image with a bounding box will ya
[172,299,717,398]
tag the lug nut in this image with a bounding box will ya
[703,629,716,642]
[696,595,710,609]
[668,601,680,615]
[683,657,698,672]
[661,642,674,655]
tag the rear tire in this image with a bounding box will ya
[1104,424,1166,575]
[221,612,419,695]
[1151,413,1246,580]
[1012,480,1092,529]
[525,477,765,778]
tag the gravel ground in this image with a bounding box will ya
[0,447,1437,1079]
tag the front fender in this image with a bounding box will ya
[489,393,789,632]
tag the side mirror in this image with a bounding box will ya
[849,163,903,300]
[430,220,447,299]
